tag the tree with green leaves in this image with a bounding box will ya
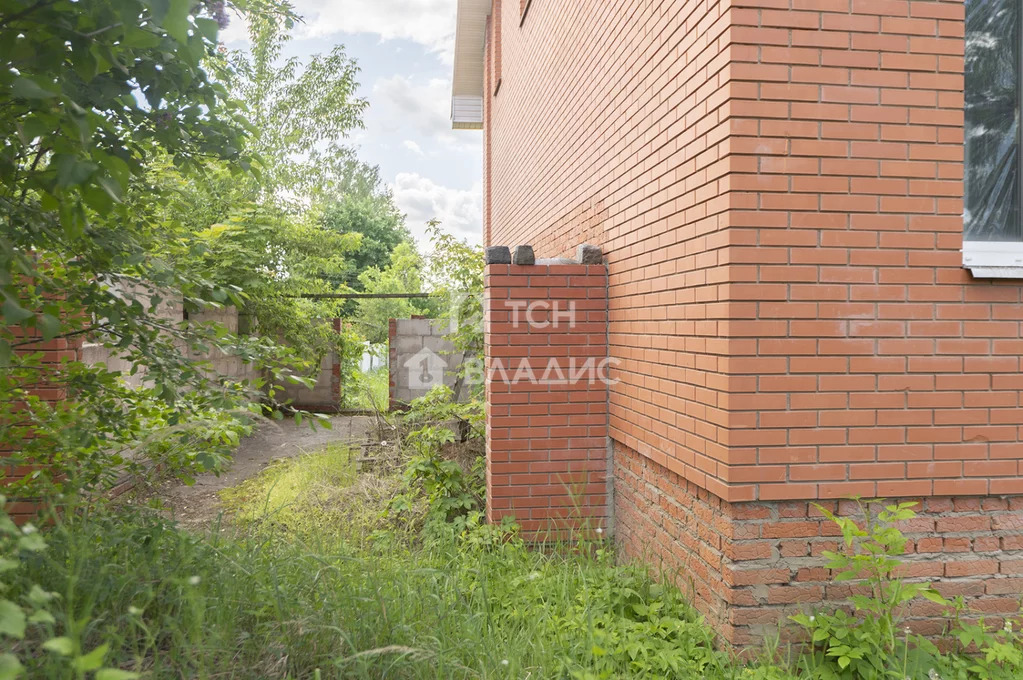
[157,11,386,364]
[216,7,368,201]
[356,241,430,344]
[424,223,484,373]
[0,0,324,499]
[321,193,413,291]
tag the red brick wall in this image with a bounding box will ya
[718,0,1019,501]
[2,329,83,522]
[481,0,1023,645]
[484,262,610,536]
[487,0,743,500]
[485,0,1023,502]
[615,441,1023,647]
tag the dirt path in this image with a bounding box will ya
[140,415,376,529]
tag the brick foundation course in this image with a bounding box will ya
[615,441,1023,647]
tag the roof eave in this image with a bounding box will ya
[450,0,490,130]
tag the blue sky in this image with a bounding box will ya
[222,0,483,244]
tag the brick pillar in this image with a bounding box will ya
[387,318,398,412]
[2,328,83,522]
[484,255,610,538]
[331,317,342,412]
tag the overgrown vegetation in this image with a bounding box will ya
[4,3,1023,680]
[0,497,753,679]
[6,434,1023,679]
[220,442,406,546]
[0,0,438,497]
[792,500,1023,680]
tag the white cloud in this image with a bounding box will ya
[369,75,481,153]
[403,140,425,156]
[293,0,458,63]
[371,75,450,137]
[391,172,481,243]
[218,8,250,45]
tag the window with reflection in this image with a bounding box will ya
[965,0,1021,242]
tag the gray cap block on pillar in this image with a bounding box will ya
[512,245,535,265]
[576,243,604,264]
[485,246,511,264]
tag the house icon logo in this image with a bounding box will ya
[404,347,448,389]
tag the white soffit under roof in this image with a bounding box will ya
[451,0,490,129]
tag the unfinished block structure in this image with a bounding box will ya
[388,317,467,409]
[456,0,1023,645]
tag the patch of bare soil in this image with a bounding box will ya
[135,415,376,529]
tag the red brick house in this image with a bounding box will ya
[452,0,1023,645]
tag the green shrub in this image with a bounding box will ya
[388,386,486,532]
[793,500,1023,680]
[389,424,481,527]
[0,497,117,680]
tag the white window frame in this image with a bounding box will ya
[961,0,1023,278]
[963,241,1023,278]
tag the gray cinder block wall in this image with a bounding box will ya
[388,317,466,408]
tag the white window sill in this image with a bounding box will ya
[963,241,1023,279]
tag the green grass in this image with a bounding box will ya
[345,366,389,411]
[8,448,1021,679]
[6,508,775,679]
[5,445,791,679]
[218,443,408,547]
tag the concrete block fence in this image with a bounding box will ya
[388,317,466,409]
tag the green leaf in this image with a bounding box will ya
[194,17,220,42]
[1,299,33,324]
[54,155,99,188]
[790,613,811,626]
[97,154,131,191]
[37,314,61,341]
[124,27,163,48]
[89,43,114,76]
[82,184,114,213]
[42,636,74,655]
[27,585,54,606]
[921,588,949,605]
[72,643,108,672]
[145,0,171,22]
[17,533,46,552]
[163,0,192,43]
[27,611,55,625]
[95,175,124,202]
[11,78,56,99]
[0,601,26,639]
[0,653,24,680]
